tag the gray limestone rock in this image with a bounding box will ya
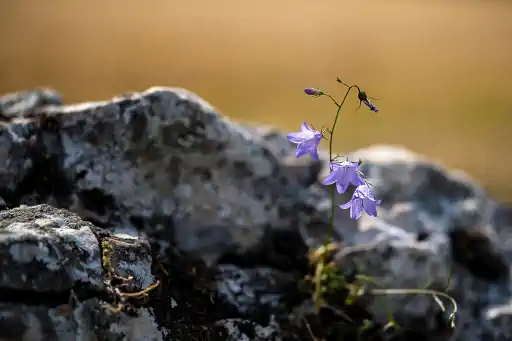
[0,87,321,266]
[0,204,163,341]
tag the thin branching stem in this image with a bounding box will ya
[327,85,356,241]
[325,94,340,107]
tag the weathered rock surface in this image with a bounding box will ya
[0,87,323,266]
[0,204,162,341]
[0,87,511,341]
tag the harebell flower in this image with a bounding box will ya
[287,79,458,330]
[288,80,381,226]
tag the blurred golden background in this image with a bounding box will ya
[1,1,511,202]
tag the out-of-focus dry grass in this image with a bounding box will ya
[1,1,511,202]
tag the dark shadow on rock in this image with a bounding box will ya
[450,228,508,281]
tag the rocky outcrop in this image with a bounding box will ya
[0,204,162,341]
[0,87,511,341]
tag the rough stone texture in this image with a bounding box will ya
[0,87,322,266]
[215,317,282,341]
[0,204,163,341]
[0,88,62,119]
[216,265,297,315]
[0,204,104,292]
[0,87,511,341]
[0,301,162,341]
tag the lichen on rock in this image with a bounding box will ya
[0,204,163,341]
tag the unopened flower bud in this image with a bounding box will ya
[304,88,323,97]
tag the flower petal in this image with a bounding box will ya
[296,143,309,158]
[301,121,312,132]
[309,146,320,160]
[336,182,349,194]
[287,132,308,144]
[350,173,366,187]
[336,170,350,193]
[339,200,352,210]
[301,137,321,160]
[321,166,341,185]
[350,198,364,220]
[330,162,341,171]
[354,184,372,199]
[363,99,379,113]
[363,198,378,217]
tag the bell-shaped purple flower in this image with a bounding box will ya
[321,160,365,194]
[287,122,322,160]
[362,99,379,112]
[340,184,381,220]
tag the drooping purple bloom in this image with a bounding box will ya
[321,160,365,194]
[340,184,381,220]
[287,122,323,160]
[304,88,323,97]
[362,99,379,112]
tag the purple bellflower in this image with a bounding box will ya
[362,99,379,113]
[287,122,323,160]
[321,160,365,194]
[340,184,381,220]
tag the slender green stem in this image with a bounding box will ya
[327,85,356,241]
[312,84,357,313]
[313,256,325,311]
[325,94,340,107]
[370,288,458,327]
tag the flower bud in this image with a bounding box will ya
[304,88,323,97]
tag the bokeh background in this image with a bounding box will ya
[1,1,511,202]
